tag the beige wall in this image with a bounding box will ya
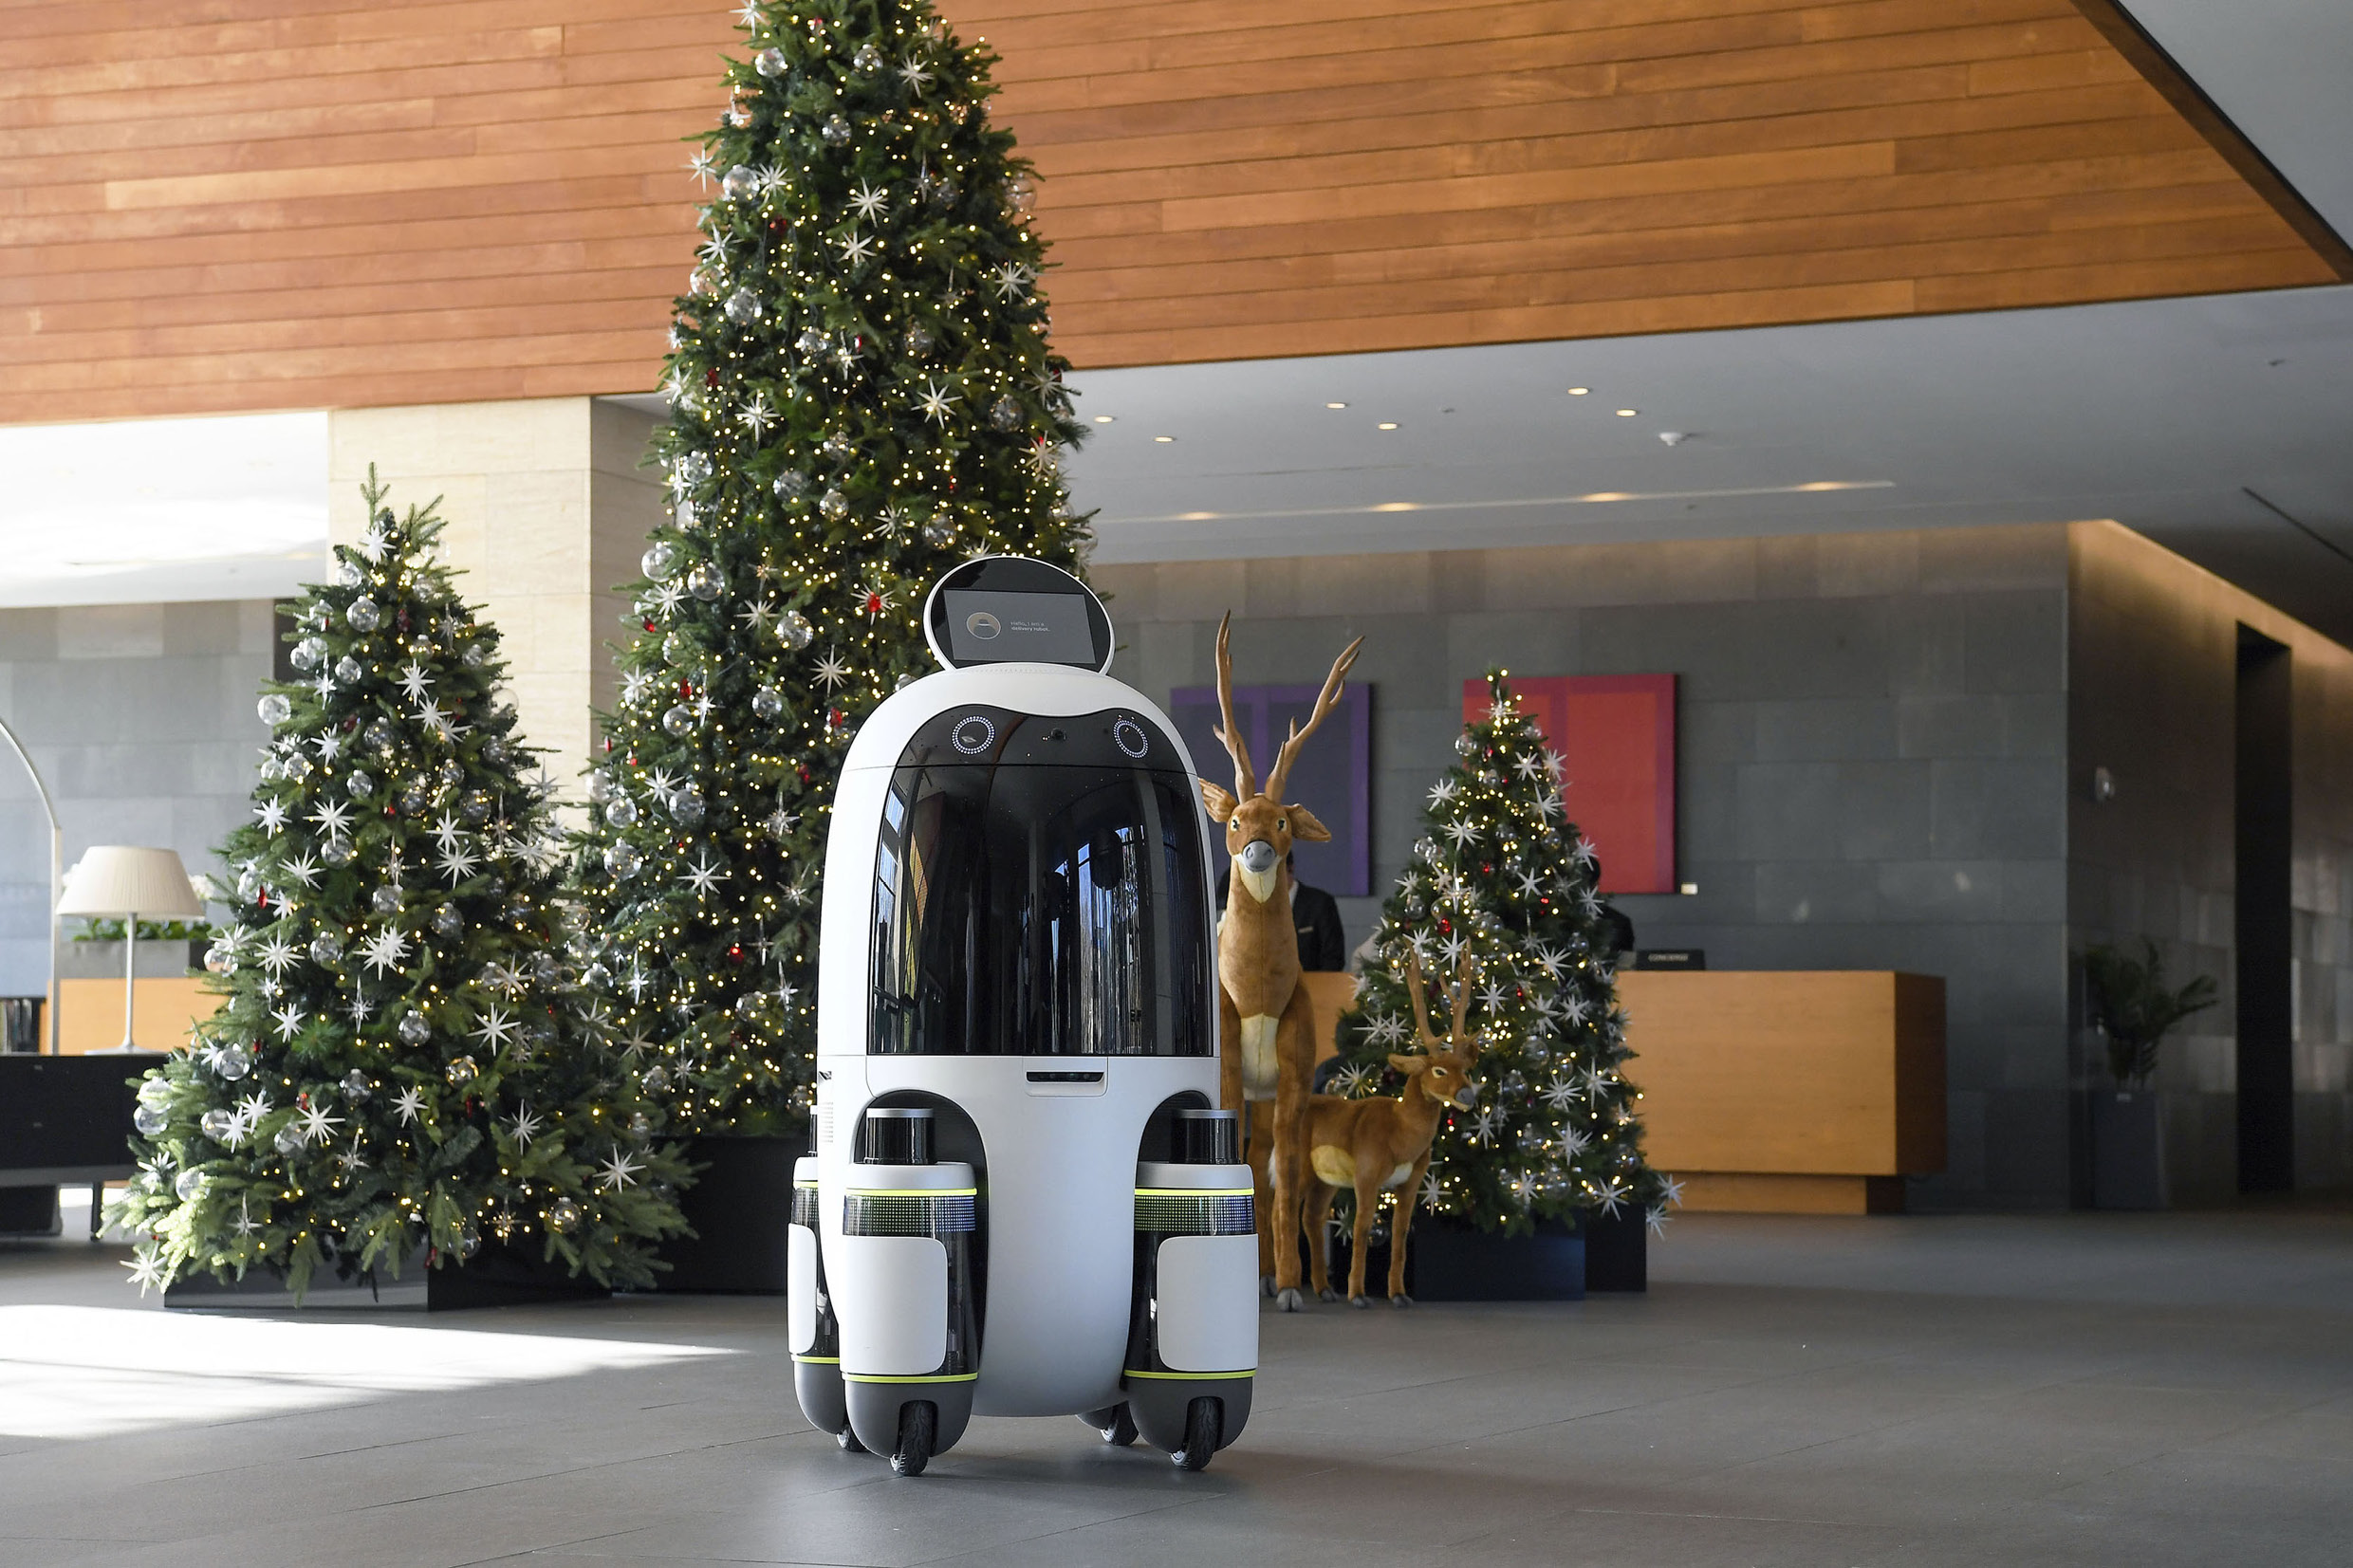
[326,397,662,790]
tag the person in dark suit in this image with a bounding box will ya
[1215,853,1347,971]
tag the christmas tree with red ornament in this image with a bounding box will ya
[567,0,1088,1134]
[1328,671,1678,1238]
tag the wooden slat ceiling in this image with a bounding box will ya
[1,0,2341,422]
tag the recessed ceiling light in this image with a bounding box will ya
[1325,401,1347,409]
[1153,435,1175,443]
[1566,387,1589,396]
[1616,408,1638,416]
[1377,422,1399,431]
[1092,415,1115,424]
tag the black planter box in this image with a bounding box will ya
[163,1239,605,1311]
[651,1133,806,1293]
[2092,1090,2168,1209]
[1321,1214,1586,1302]
[1581,1206,1648,1292]
[1415,1216,1587,1301]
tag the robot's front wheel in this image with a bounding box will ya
[836,1427,867,1454]
[890,1401,936,1477]
[1082,1404,1139,1447]
[1171,1396,1221,1472]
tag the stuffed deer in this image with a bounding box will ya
[1200,610,1363,1312]
[1301,949,1483,1308]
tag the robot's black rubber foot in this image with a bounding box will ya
[890,1402,936,1477]
[1172,1397,1221,1472]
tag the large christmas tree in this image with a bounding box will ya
[1329,673,1679,1236]
[569,0,1087,1134]
[111,475,687,1300]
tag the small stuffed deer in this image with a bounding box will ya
[1300,948,1483,1307]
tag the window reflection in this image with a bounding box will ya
[869,748,1210,1057]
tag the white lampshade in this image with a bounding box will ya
[58,846,207,919]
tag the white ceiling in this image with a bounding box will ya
[1063,286,2353,643]
[0,412,326,608]
[2121,0,2353,241]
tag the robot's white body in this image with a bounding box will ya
[791,559,1257,1474]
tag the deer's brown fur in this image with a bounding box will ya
[1198,610,1363,1306]
[1300,950,1484,1307]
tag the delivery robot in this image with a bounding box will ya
[792,555,1258,1476]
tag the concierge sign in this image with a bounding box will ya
[1464,674,1677,895]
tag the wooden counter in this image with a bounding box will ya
[1298,968,1943,1216]
[1617,970,1946,1214]
[54,978,220,1056]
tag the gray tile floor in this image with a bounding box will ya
[3,1200,2349,1566]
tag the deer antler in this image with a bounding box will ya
[1402,950,1438,1046]
[1212,610,1256,801]
[1265,634,1363,802]
[1449,946,1477,1050]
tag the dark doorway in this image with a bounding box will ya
[2234,625,2293,1192]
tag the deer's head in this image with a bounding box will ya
[1392,949,1484,1109]
[1197,611,1363,905]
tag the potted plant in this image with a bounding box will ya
[2080,940,2216,1209]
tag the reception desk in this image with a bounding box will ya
[1618,970,1945,1213]
[1302,968,1943,1216]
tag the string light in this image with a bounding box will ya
[572,0,1088,1136]
[1328,670,1677,1238]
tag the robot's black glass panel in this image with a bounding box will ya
[870,709,1211,1057]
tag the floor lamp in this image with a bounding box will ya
[0,711,62,1053]
[56,847,206,1053]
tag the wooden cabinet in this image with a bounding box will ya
[53,978,222,1057]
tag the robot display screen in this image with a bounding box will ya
[939,589,1098,667]
[868,710,1212,1057]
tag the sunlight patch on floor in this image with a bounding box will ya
[0,1305,732,1440]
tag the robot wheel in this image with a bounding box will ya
[889,1402,937,1478]
[1171,1397,1221,1472]
[835,1427,866,1454]
[1080,1404,1139,1447]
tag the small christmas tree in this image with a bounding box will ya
[1330,672,1678,1237]
[111,473,687,1301]
[569,0,1088,1134]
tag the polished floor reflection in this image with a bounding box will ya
[3,1204,2348,1567]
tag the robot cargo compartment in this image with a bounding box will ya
[838,1236,948,1375]
[1153,1234,1258,1373]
